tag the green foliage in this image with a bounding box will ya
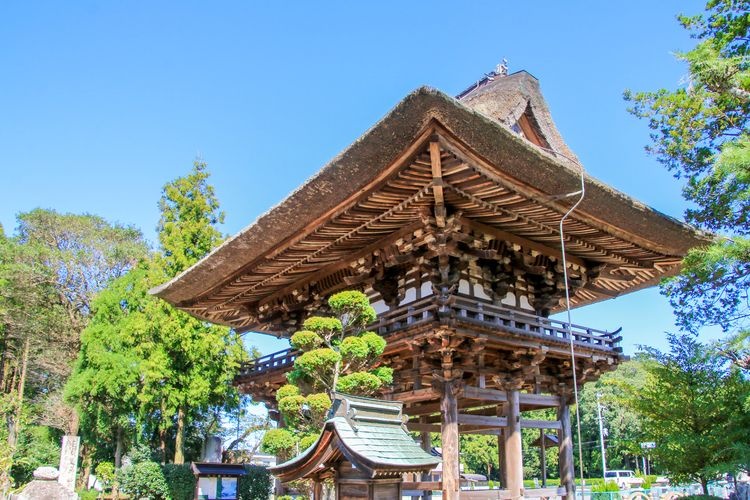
[162,463,196,500]
[577,361,647,475]
[264,290,384,468]
[305,393,332,421]
[237,465,272,500]
[66,161,248,465]
[10,425,61,486]
[360,332,386,357]
[77,489,99,500]
[371,366,393,385]
[95,461,115,491]
[461,434,499,479]
[157,160,225,277]
[260,428,297,460]
[299,433,319,451]
[290,330,323,351]
[276,384,301,402]
[303,317,342,336]
[336,372,382,395]
[591,481,622,500]
[626,1,750,366]
[278,395,306,427]
[622,335,750,491]
[328,290,377,327]
[291,349,341,391]
[340,336,369,362]
[119,460,171,500]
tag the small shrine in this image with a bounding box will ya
[270,393,440,500]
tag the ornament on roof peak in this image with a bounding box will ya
[495,58,509,77]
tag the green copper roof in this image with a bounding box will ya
[270,393,439,481]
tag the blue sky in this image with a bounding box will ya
[1,1,717,356]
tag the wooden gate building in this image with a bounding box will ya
[153,69,708,499]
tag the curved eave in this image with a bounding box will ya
[152,86,711,312]
[270,418,440,482]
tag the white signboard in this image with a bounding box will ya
[58,435,80,492]
[640,441,656,449]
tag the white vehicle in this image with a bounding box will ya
[604,470,645,490]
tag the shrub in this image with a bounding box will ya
[95,461,115,491]
[591,480,621,500]
[336,372,382,395]
[162,463,196,500]
[305,392,331,421]
[278,395,306,426]
[276,384,301,402]
[119,460,171,500]
[299,433,319,451]
[77,489,99,500]
[360,331,386,357]
[328,290,376,326]
[371,366,393,385]
[290,330,322,351]
[261,428,297,460]
[303,317,342,335]
[238,465,272,500]
[340,336,369,362]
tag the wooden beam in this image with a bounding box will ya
[462,385,507,402]
[392,387,436,404]
[520,393,560,407]
[521,419,562,430]
[406,422,441,433]
[457,414,508,427]
[461,217,587,268]
[430,141,446,228]
[402,482,442,491]
[462,386,560,407]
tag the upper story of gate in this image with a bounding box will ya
[152,70,709,337]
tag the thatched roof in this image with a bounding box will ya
[152,71,709,331]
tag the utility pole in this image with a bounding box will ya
[596,392,607,480]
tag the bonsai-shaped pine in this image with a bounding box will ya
[261,291,392,460]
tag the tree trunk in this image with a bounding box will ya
[8,338,30,449]
[77,443,92,490]
[114,426,124,468]
[701,478,708,495]
[174,407,186,464]
[160,427,167,464]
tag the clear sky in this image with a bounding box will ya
[1,1,718,356]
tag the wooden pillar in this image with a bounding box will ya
[312,479,322,500]
[420,416,433,500]
[497,403,507,489]
[540,429,547,487]
[439,378,460,500]
[504,389,523,499]
[558,399,575,500]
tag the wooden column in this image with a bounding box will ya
[540,429,547,487]
[420,416,433,500]
[312,479,322,500]
[439,378,460,500]
[504,389,523,499]
[497,403,507,489]
[558,399,575,500]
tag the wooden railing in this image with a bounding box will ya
[236,294,621,379]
